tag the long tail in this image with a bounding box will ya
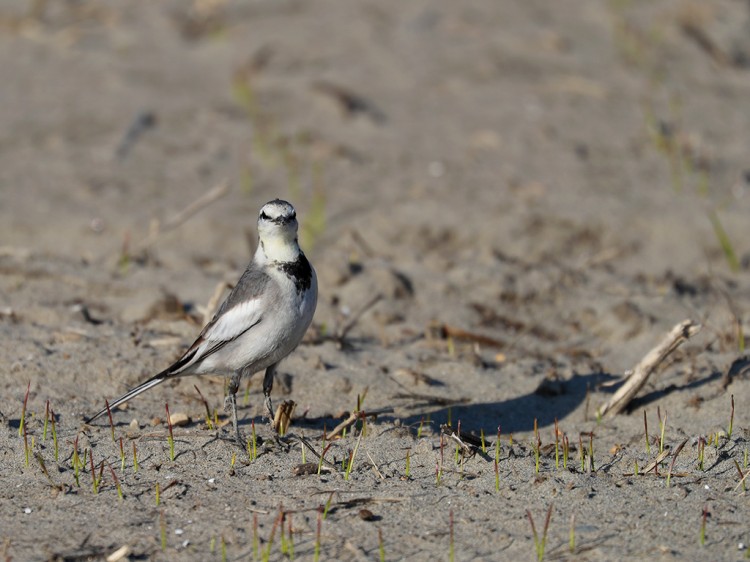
[84,371,170,424]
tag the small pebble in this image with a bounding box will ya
[106,545,131,562]
[358,509,375,521]
[169,412,190,427]
[292,462,318,476]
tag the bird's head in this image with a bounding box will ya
[256,199,300,263]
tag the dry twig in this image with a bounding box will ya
[599,320,701,418]
[134,180,230,254]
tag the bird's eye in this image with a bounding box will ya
[260,211,270,220]
[291,212,297,220]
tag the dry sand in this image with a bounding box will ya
[2,1,750,560]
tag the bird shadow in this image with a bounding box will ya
[239,366,724,440]
[392,367,723,436]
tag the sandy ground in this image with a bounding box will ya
[2,0,750,560]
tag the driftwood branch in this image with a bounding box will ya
[599,319,701,418]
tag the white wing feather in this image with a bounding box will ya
[203,298,264,343]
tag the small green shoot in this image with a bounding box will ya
[34,452,54,487]
[43,400,49,441]
[18,381,29,438]
[447,406,452,427]
[698,437,705,471]
[569,513,576,553]
[345,429,362,480]
[578,434,585,472]
[50,408,58,461]
[447,336,455,357]
[106,400,115,442]
[23,422,29,467]
[666,438,688,487]
[133,441,139,472]
[249,421,257,461]
[194,385,214,430]
[417,417,425,438]
[280,511,289,556]
[314,506,323,562]
[495,426,501,464]
[165,403,175,462]
[73,434,81,487]
[554,419,560,470]
[210,536,216,554]
[588,433,595,472]
[317,432,329,476]
[119,437,125,472]
[708,209,740,273]
[317,443,332,476]
[480,428,486,454]
[263,508,281,561]
[527,504,553,562]
[734,459,747,493]
[440,432,445,465]
[456,420,462,465]
[378,528,385,562]
[323,492,334,520]
[634,459,639,476]
[658,408,667,454]
[563,435,569,470]
[301,436,306,464]
[89,453,99,494]
[107,461,123,501]
[494,459,499,492]
[286,513,295,560]
[405,449,411,479]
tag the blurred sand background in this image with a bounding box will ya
[2,1,750,560]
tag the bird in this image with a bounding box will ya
[85,199,318,445]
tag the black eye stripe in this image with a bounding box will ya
[260,210,297,223]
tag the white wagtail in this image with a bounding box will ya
[85,199,318,444]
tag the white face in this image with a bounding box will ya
[257,199,300,262]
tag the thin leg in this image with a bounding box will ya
[224,372,243,446]
[263,363,278,427]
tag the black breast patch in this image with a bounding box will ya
[277,254,313,294]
